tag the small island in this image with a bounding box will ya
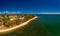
[0,14,37,32]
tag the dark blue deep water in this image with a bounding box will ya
[0,14,60,36]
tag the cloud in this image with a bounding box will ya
[0,11,22,14]
[39,12,60,14]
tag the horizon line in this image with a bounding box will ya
[0,11,60,14]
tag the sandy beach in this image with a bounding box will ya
[0,16,38,33]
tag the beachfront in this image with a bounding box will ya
[0,14,37,33]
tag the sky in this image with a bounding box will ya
[0,0,60,14]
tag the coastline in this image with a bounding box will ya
[0,16,38,33]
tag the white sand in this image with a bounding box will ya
[0,16,38,32]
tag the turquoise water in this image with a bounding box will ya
[0,14,60,36]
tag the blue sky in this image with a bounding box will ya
[0,0,60,14]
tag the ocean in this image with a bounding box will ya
[0,14,60,36]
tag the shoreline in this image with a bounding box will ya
[0,16,38,33]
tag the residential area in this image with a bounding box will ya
[0,14,35,29]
